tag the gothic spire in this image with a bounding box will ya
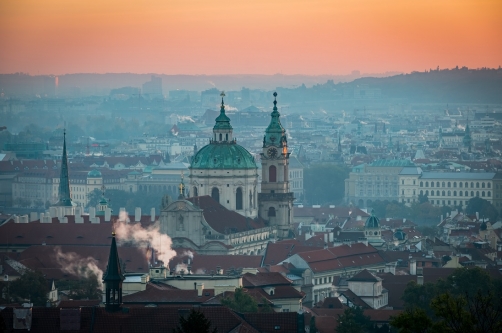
[55,130,74,207]
[103,232,125,311]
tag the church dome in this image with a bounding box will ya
[190,143,257,170]
[393,229,406,240]
[365,210,380,229]
[87,169,102,178]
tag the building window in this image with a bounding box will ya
[236,187,243,210]
[437,182,440,187]
[426,181,429,187]
[476,191,480,197]
[487,183,491,188]
[482,191,485,197]
[453,191,457,196]
[268,207,276,217]
[471,191,474,197]
[431,182,434,187]
[193,187,198,197]
[453,182,457,188]
[442,182,445,187]
[488,191,491,197]
[448,190,451,196]
[442,190,445,196]
[269,165,277,182]
[211,187,220,203]
[459,182,463,188]
[448,182,451,187]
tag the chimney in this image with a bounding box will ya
[196,283,204,297]
[329,205,335,208]
[135,207,141,222]
[410,259,417,275]
[356,215,361,221]
[20,215,28,223]
[75,206,82,217]
[50,207,57,218]
[329,232,334,243]
[89,207,96,219]
[417,267,424,285]
[105,208,112,222]
[150,208,156,222]
[324,234,328,243]
[403,218,406,223]
[476,212,479,220]
[30,212,38,222]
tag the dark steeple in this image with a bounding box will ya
[463,119,472,153]
[103,232,125,312]
[55,130,75,207]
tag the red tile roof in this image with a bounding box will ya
[169,254,262,274]
[262,239,322,266]
[242,272,292,287]
[240,312,299,333]
[123,283,215,304]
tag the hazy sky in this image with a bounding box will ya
[1,0,501,75]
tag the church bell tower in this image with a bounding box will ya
[258,92,294,238]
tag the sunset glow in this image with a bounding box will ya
[1,0,501,75]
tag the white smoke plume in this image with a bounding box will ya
[53,247,104,288]
[180,250,194,259]
[114,211,177,265]
[175,263,188,273]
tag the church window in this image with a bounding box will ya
[193,187,198,197]
[268,207,276,217]
[236,187,243,210]
[269,165,277,182]
[211,187,220,203]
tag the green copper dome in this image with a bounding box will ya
[365,210,380,229]
[87,169,102,178]
[190,143,257,170]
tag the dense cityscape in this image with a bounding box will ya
[1,1,502,332]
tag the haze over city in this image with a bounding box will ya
[1,0,501,75]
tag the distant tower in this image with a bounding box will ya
[103,232,125,312]
[364,210,384,247]
[53,130,76,215]
[388,135,394,152]
[258,92,294,238]
[382,122,386,134]
[374,122,377,134]
[338,133,342,153]
[438,126,443,148]
[463,120,472,153]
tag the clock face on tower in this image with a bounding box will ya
[267,147,278,158]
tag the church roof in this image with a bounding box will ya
[186,196,266,234]
[190,143,257,170]
[365,211,380,229]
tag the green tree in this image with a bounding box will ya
[392,267,502,333]
[173,309,217,333]
[304,164,350,205]
[10,269,49,306]
[220,288,258,313]
[336,307,371,333]
[466,197,499,222]
[418,193,428,204]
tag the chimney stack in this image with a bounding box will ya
[196,283,204,296]
[135,207,141,222]
[105,208,112,222]
[30,212,38,222]
[150,208,156,222]
[410,259,417,275]
[89,207,96,219]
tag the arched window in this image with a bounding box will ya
[236,187,243,210]
[249,190,253,207]
[476,182,480,188]
[465,191,468,196]
[488,183,491,188]
[211,187,220,203]
[431,182,434,187]
[268,207,276,217]
[193,187,198,197]
[420,182,423,187]
[269,165,277,182]
[459,191,463,197]
[465,182,468,188]
[471,182,474,188]
[482,182,485,188]
[488,191,491,196]
[426,181,429,187]
[442,182,445,187]
[437,182,440,187]
[476,191,479,197]
[442,190,445,196]
[482,191,485,197]
[448,190,451,196]
[219,133,222,141]
[453,182,457,188]
[459,182,463,188]
[448,182,451,187]
[471,191,474,197]
[425,190,429,196]
[453,191,457,196]
[226,133,228,141]
[420,190,423,195]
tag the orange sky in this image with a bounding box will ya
[1,0,501,75]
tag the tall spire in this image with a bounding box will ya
[103,232,125,312]
[263,92,286,148]
[55,130,74,207]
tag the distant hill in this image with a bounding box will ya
[346,67,502,104]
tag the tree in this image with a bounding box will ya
[56,274,102,300]
[10,269,49,306]
[173,309,217,333]
[391,267,502,333]
[418,193,428,204]
[220,288,258,313]
[304,164,350,205]
[336,307,371,333]
[466,197,499,222]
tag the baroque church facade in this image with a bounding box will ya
[159,92,294,254]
